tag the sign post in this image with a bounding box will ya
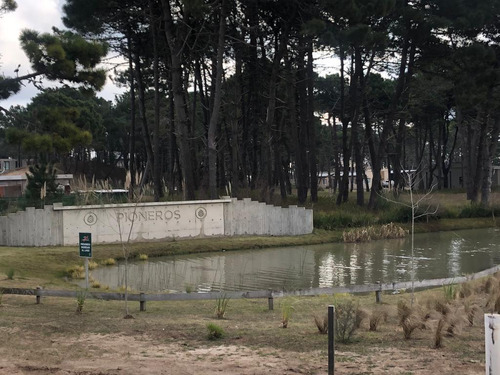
[79,233,92,289]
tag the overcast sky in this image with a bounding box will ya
[0,0,125,108]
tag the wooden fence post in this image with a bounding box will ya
[268,290,274,311]
[485,314,500,374]
[35,287,41,304]
[140,293,146,312]
[375,282,382,304]
[328,305,335,375]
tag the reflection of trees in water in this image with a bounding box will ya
[89,229,500,292]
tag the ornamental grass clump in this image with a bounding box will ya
[207,323,224,340]
[313,314,328,334]
[215,293,230,319]
[102,258,116,266]
[343,223,408,243]
[76,289,87,314]
[66,265,85,279]
[6,268,15,280]
[281,300,294,328]
[397,300,423,340]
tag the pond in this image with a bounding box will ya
[88,228,500,293]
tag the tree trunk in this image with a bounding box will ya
[160,0,196,200]
[207,0,226,199]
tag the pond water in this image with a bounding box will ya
[89,228,500,293]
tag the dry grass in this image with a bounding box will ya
[343,223,408,243]
[313,314,328,334]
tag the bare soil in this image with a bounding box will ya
[0,287,488,375]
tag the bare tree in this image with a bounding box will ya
[379,168,438,306]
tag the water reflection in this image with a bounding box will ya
[89,228,500,292]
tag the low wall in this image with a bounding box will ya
[0,198,313,246]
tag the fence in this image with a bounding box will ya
[2,264,499,311]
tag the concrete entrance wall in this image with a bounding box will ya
[0,198,313,247]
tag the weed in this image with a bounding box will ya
[76,289,88,313]
[281,300,294,328]
[434,318,446,348]
[185,284,195,293]
[313,314,328,334]
[102,258,116,266]
[88,261,98,270]
[334,299,358,343]
[207,323,224,340]
[215,293,230,319]
[139,254,148,261]
[6,269,15,280]
[443,284,457,302]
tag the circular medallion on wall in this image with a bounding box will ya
[83,212,98,226]
[195,207,207,220]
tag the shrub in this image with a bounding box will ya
[459,204,493,218]
[334,299,358,343]
[139,254,148,261]
[88,261,98,270]
[207,323,224,340]
[6,269,15,280]
[314,314,328,334]
[215,293,230,319]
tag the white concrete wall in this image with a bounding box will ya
[0,198,313,246]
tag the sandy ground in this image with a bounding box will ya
[0,331,484,375]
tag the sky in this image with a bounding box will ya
[0,0,125,108]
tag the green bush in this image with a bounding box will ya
[459,204,494,218]
[206,323,224,340]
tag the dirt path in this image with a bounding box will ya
[0,332,484,374]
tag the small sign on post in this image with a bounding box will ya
[79,233,92,258]
[79,233,92,289]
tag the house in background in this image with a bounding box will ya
[0,167,73,198]
[0,158,26,174]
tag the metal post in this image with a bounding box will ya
[140,293,146,312]
[85,258,89,289]
[328,305,335,375]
